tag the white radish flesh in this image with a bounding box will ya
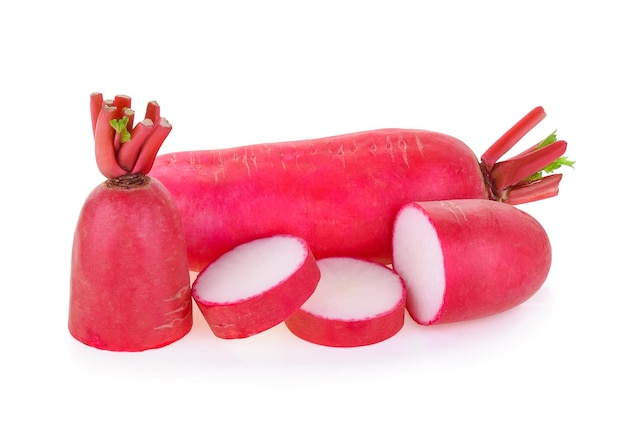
[391,204,446,324]
[192,235,321,339]
[285,257,406,347]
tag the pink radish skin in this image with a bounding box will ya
[69,175,192,351]
[153,130,485,272]
[192,235,321,339]
[285,257,406,347]
[392,199,552,325]
[69,93,192,352]
[151,107,567,272]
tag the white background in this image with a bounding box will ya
[2,1,624,441]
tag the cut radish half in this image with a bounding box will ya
[285,257,406,347]
[192,235,321,339]
[392,199,552,325]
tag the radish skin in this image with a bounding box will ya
[285,257,406,347]
[151,108,568,272]
[152,130,488,271]
[392,199,551,325]
[69,175,192,351]
[192,235,321,339]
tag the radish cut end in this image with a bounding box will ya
[392,204,445,325]
[192,235,321,339]
[285,257,406,347]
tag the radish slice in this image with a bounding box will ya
[192,235,321,339]
[285,257,406,347]
[392,199,552,325]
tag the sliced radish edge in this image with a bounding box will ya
[192,235,321,339]
[285,257,406,347]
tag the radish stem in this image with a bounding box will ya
[90,92,103,138]
[145,100,160,125]
[113,95,131,115]
[483,127,574,202]
[116,119,155,172]
[507,131,558,161]
[91,93,171,178]
[503,174,563,204]
[491,140,567,193]
[481,106,546,169]
[95,105,128,179]
[132,118,172,175]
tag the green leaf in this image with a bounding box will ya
[536,131,576,174]
[536,130,557,150]
[524,172,543,182]
[110,116,131,143]
[120,129,131,143]
[541,156,576,174]
[522,131,575,183]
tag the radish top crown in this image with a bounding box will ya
[478,106,575,204]
[90,92,172,179]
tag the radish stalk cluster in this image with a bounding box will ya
[479,106,575,204]
[90,92,172,178]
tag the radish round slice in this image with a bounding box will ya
[192,235,321,339]
[285,257,406,347]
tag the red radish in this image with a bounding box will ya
[285,257,406,347]
[151,107,571,271]
[391,199,551,325]
[68,93,192,352]
[192,235,321,339]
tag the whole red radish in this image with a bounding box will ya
[151,107,571,271]
[68,93,192,352]
[392,199,552,325]
[285,257,406,347]
[192,235,321,339]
